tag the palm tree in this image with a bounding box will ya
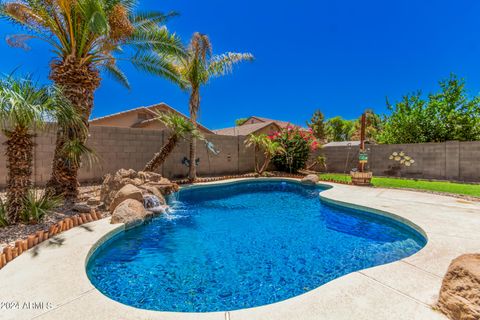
[245,134,267,173]
[164,32,253,181]
[245,134,285,174]
[144,112,202,173]
[0,0,185,200]
[0,75,84,222]
[258,139,285,174]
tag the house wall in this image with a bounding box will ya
[254,124,281,136]
[91,104,212,133]
[90,111,151,128]
[311,141,480,182]
[139,119,212,134]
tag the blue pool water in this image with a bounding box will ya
[87,180,426,312]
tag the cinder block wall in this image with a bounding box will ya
[312,141,480,182]
[1,127,479,187]
[0,126,257,188]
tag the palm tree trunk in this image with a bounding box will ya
[188,88,199,181]
[46,56,100,202]
[254,145,259,173]
[4,127,34,223]
[144,135,179,172]
[259,155,271,175]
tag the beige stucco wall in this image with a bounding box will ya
[90,110,154,128]
[0,126,256,187]
[90,104,211,134]
[254,124,281,136]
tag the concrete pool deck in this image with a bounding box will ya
[1,178,479,320]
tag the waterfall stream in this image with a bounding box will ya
[143,195,168,214]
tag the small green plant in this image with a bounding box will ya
[307,155,327,171]
[0,198,8,227]
[20,190,62,224]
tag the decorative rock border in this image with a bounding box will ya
[0,209,103,270]
[318,178,353,185]
[173,172,306,185]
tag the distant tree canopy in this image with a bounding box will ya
[235,118,248,126]
[325,116,355,141]
[306,110,326,140]
[378,74,480,144]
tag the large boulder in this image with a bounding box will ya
[100,169,178,208]
[109,184,144,212]
[301,174,320,185]
[141,185,166,205]
[436,254,480,320]
[110,199,152,228]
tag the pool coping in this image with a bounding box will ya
[1,178,480,320]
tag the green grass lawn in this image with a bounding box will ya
[318,173,480,198]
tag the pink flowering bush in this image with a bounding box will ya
[270,126,319,173]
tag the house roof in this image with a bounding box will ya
[90,105,158,122]
[245,116,294,129]
[89,102,213,133]
[213,121,280,136]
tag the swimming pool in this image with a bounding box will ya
[87,180,426,312]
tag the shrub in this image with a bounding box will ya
[271,126,319,173]
[20,190,62,224]
[0,199,7,227]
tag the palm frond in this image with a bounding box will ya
[130,11,178,30]
[129,25,185,57]
[102,63,130,88]
[0,198,8,227]
[20,189,62,224]
[1,0,187,89]
[208,52,254,77]
[60,138,100,170]
[154,111,204,140]
[129,51,181,84]
[0,75,50,131]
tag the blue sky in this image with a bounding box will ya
[1,0,480,129]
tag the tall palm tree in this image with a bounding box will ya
[163,32,253,181]
[144,112,202,173]
[0,0,185,200]
[0,75,84,222]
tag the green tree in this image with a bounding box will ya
[144,112,202,172]
[306,110,326,140]
[164,33,253,181]
[0,0,185,200]
[0,76,84,222]
[378,75,480,144]
[325,116,354,141]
